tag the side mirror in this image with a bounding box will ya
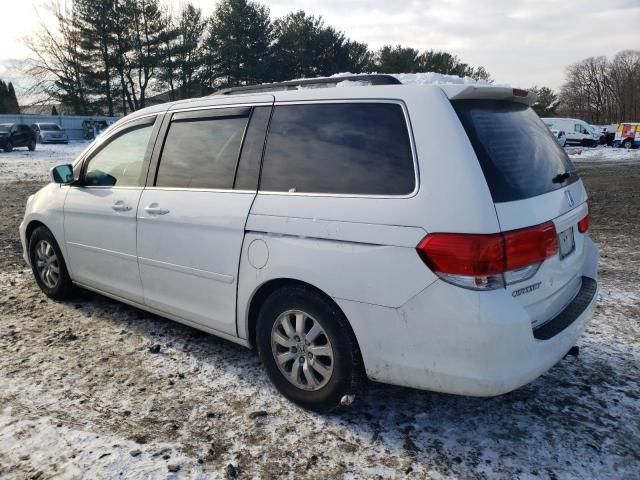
[50,164,75,184]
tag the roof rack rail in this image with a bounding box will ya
[212,74,402,96]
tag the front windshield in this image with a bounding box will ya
[0,124,11,133]
[40,124,62,131]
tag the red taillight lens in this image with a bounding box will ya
[504,221,558,271]
[513,88,529,97]
[417,221,558,290]
[417,233,504,276]
[578,202,590,233]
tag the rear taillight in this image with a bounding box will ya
[578,201,590,233]
[416,221,558,290]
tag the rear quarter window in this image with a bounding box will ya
[260,103,415,195]
[453,100,577,203]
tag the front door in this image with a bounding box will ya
[137,100,272,335]
[64,115,159,303]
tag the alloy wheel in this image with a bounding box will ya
[35,240,60,289]
[270,309,335,391]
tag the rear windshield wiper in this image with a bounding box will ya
[552,172,571,184]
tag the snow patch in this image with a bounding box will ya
[330,71,493,85]
[0,142,89,183]
[567,145,640,163]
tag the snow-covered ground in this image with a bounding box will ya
[568,145,640,163]
[0,142,89,183]
[1,130,639,478]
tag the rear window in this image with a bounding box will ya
[40,124,61,131]
[453,100,577,203]
[260,103,415,195]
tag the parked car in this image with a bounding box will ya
[0,123,37,152]
[32,122,69,144]
[550,128,567,147]
[614,122,640,149]
[542,118,600,147]
[592,124,617,146]
[20,76,599,412]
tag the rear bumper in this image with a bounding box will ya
[338,239,599,396]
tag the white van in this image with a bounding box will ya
[542,117,600,147]
[20,76,599,411]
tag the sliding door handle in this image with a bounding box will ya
[144,203,170,215]
[111,200,132,212]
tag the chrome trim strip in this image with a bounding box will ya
[67,242,137,261]
[139,257,235,284]
[169,102,273,114]
[143,187,255,194]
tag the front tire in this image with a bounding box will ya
[622,139,634,149]
[29,227,75,300]
[4,141,12,152]
[28,140,36,151]
[256,285,366,412]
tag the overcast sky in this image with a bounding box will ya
[1,0,638,95]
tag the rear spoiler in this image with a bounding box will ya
[438,85,537,106]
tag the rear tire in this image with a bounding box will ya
[29,226,75,300]
[256,285,366,412]
[4,141,12,152]
[28,140,36,151]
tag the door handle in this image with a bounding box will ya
[144,203,170,215]
[111,200,132,212]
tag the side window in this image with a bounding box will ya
[155,109,249,189]
[260,103,415,195]
[575,124,586,134]
[84,120,155,187]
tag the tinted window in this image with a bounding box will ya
[453,100,577,203]
[84,122,154,187]
[156,113,249,189]
[260,103,415,195]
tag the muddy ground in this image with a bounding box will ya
[0,163,639,479]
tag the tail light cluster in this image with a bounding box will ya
[416,221,559,290]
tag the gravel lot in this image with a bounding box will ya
[0,145,639,479]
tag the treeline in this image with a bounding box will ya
[26,0,491,116]
[0,80,20,114]
[557,50,640,123]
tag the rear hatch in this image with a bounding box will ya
[452,98,590,328]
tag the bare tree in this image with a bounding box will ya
[558,50,640,123]
[23,1,90,114]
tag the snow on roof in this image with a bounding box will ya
[330,72,492,86]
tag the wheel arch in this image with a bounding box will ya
[25,219,49,248]
[245,278,362,357]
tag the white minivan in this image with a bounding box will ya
[542,117,600,147]
[20,76,599,412]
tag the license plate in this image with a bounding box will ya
[558,227,575,259]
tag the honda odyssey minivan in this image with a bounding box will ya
[20,75,599,412]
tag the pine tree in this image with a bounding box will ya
[375,45,422,73]
[270,11,356,81]
[158,3,205,100]
[530,86,559,116]
[7,82,20,113]
[73,0,116,115]
[0,80,7,114]
[205,0,271,87]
